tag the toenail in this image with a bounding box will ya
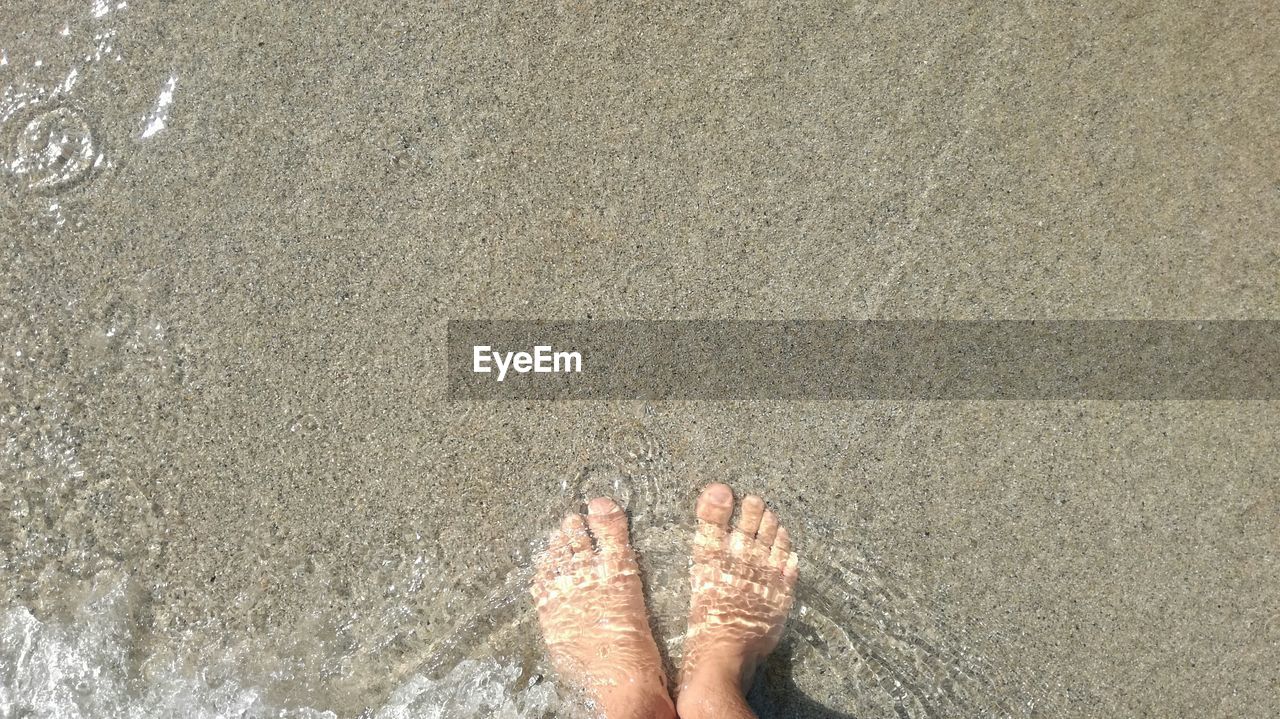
[705,484,732,504]
[587,497,616,515]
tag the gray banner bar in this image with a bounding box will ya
[446,321,1279,400]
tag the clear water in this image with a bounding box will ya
[2,382,1055,717]
[0,576,556,719]
[408,445,1056,718]
[1,537,1051,718]
[1,2,1064,717]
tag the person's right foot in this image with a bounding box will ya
[677,483,799,709]
[531,497,675,719]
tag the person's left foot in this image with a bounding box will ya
[677,483,798,709]
[531,497,676,719]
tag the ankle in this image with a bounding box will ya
[676,665,752,718]
[604,694,676,719]
[596,676,677,719]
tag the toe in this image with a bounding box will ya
[783,552,800,586]
[586,497,631,556]
[756,509,779,546]
[769,527,791,568]
[561,513,593,556]
[695,483,735,527]
[737,495,765,537]
[547,528,573,573]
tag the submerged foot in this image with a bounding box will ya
[531,497,675,719]
[677,483,799,714]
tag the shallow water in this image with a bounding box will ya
[4,0,1278,716]
[1,297,1052,718]
[1,350,1053,719]
[1,524,1052,719]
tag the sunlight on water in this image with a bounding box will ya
[1,285,1053,717]
[0,537,1050,719]
[1,351,1055,718]
[373,660,559,719]
[0,0,135,229]
[0,576,336,719]
[0,574,562,719]
[2,7,1058,715]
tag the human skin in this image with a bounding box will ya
[531,484,798,719]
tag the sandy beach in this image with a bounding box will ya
[2,1,1277,716]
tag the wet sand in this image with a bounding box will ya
[2,1,1278,716]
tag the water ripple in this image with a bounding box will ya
[3,103,98,194]
[411,423,1058,718]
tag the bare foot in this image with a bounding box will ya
[531,497,676,719]
[677,483,799,716]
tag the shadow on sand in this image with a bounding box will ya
[746,643,857,719]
